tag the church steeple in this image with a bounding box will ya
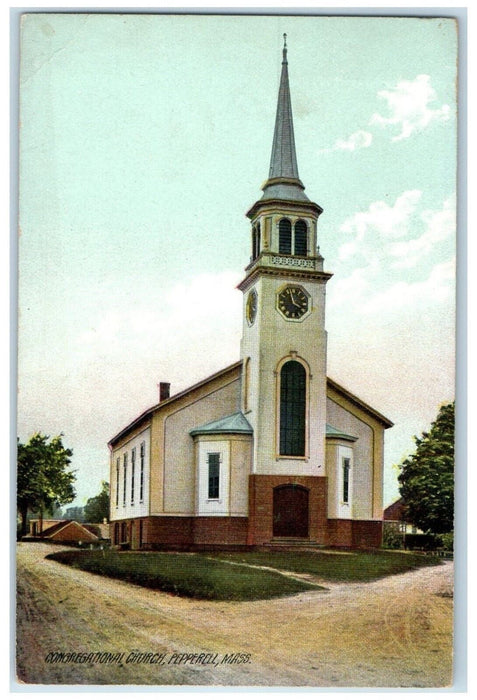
[239,38,331,487]
[268,35,300,182]
[247,36,320,220]
[260,34,310,205]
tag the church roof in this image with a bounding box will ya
[189,411,253,436]
[325,424,358,442]
[109,361,242,447]
[109,362,392,447]
[327,377,394,428]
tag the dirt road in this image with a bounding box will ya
[15,542,453,687]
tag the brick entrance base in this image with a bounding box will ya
[247,474,328,546]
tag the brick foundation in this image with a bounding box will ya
[110,506,382,550]
[327,518,383,548]
[110,515,248,549]
[192,516,248,545]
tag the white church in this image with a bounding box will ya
[108,39,393,550]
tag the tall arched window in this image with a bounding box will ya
[294,220,307,256]
[279,218,292,254]
[279,360,306,456]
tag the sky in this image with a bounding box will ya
[17,12,457,509]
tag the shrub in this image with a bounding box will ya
[382,526,405,550]
[440,532,454,551]
[404,533,441,551]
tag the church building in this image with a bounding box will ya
[108,39,393,550]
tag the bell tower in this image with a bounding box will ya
[239,36,332,484]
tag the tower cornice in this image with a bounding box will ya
[237,264,333,293]
[246,196,323,220]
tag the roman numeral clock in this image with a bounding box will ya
[277,285,310,320]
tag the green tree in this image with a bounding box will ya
[398,402,454,534]
[17,433,76,537]
[84,481,110,523]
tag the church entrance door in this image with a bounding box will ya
[273,484,309,538]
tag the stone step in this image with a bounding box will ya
[262,538,325,549]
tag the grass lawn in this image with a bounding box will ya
[45,550,321,601]
[204,549,443,582]
[46,548,442,600]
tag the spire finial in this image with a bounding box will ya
[282,33,288,63]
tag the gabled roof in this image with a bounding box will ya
[383,498,406,521]
[190,411,253,437]
[325,424,358,442]
[40,520,99,541]
[327,377,394,429]
[109,360,242,446]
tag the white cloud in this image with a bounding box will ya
[321,75,450,154]
[327,266,369,309]
[332,193,455,318]
[370,74,451,141]
[338,190,422,261]
[361,258,455,314]
[77,271,242,356]
[390,196,456,268]
[322,130,373,153]
[164,271,242,322]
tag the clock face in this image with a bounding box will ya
[246,289,258,324]
[277,285,309,320]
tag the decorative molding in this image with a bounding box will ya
[271,255,314,269]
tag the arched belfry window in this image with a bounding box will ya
[279,360,306,456]
[294,220,308,256]
[252,223,261,260]
[279,218,292,254]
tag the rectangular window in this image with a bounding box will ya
[342,457,350,504]
[115,457,120,508]
[207,453,220,499]
[140,442,145,503]
[131,447,136,505]
[123,453,128,507]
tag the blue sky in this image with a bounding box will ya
[17,13,457,507]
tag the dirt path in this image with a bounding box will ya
[15,542,453,687]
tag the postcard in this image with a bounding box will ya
[16,12,458,689]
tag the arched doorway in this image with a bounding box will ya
[273,484,309,538]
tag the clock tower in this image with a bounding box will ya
[239,37,333,542]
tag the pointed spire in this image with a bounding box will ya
[261,35,309,203]
[268,33,299,181]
